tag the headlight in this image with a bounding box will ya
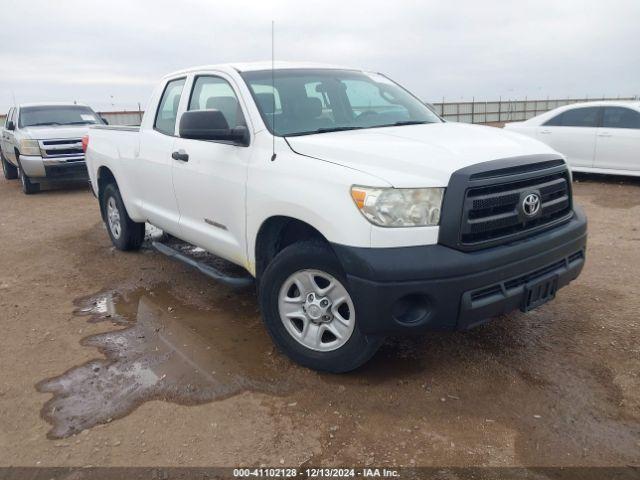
[351,186,444,227]
[19,139,41,156]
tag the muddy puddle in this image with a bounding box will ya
[37,285,293,439]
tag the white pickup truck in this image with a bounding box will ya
[85,62,587,372]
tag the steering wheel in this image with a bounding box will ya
[356,110,379,120]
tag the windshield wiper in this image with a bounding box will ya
[63,121,94,125]
[314,126,364,134]
[26,122,62,126]
[285,126,364,137]
[390,120,432,126]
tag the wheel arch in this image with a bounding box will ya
[97,166,118,221]
[254,216,337,281]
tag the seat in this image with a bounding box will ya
[205,96,242,127]
[287,97,332,132]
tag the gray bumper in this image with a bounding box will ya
[19,155,87,181]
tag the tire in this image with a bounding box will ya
[1,150,18,180]
[18,163,40,194]
[101,183,144,251]
[259,241,385,373]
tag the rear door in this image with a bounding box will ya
[135,77,186,233]
[536,106,601,168]
[171,73,252,267]
[595,106,640,172]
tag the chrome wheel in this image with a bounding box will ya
[106,196,122,239]
[278,269,355,352]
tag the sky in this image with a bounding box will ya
[1,0,639,113]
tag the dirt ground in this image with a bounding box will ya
[0,173,638,469]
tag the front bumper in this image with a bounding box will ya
[19,155,88,182]
[332,207,587,335]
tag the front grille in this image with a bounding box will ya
[44,163,88,178]
[460,170,572,245]
[44,148,83,156]
[39,138,84,159]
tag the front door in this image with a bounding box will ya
[1,108,13,160]
[3,108,17,164]
[171,74,252,267]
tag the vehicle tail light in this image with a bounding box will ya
[81,135,89,153]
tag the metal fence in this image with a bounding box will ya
[0,110,144,126]
[2,96,639,127]
[431,96,638,125]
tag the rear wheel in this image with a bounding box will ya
[18,163,39,194]
[259,241,384,373]
[1,151,18,180]
[101,183,144,251]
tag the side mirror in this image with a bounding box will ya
[6,121,15,131]
[179,110,249,146]
[100,117,109,125]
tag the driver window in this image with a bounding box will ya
[188,76,246,128]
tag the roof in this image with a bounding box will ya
[554,100,640,109]
[17,102,89,108]
[165,61,360,78]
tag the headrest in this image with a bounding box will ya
[293,97,322,119]
[256,93,275,114]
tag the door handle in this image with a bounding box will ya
[597,132,612,138]
[539,129,552,134]
[171,150,189,162]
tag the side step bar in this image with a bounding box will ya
[152,241,254,289]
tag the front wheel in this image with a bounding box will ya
[259,241,384,373]
[101,183,144,251]
[18,164,39,194]
[1,151,18,180]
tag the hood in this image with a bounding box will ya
[286,122,558,187]
[21,125,94,140]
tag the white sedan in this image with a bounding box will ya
[504,101,640,176]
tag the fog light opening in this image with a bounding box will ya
[392,294,431,326]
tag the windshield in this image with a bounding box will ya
[19,106,102,128]
[241,69,441,136]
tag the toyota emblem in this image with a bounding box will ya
[522,193,541,217]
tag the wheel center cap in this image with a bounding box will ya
[307,304,322,319]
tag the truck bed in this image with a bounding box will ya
[91,125,140,132]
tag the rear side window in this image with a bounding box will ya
[602,107,640,129]
[154,78,186,135]
[188,76,246,128]
[545,107,600,127]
